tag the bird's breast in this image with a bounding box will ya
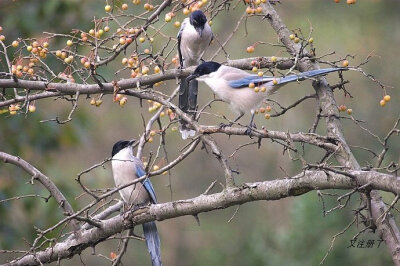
[180,26,212,67]
[111,159,150,205]
[203,78,268,114]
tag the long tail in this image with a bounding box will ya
[277,67,347,85]
[229,68,347,89]
[143,221,162,266]
[179,79,198,139]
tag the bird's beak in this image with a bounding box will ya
[186,74,199,83]
[128,139,136,146]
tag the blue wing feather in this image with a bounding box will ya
[229,75,274,88]
[136,166,157,204]
[228,68,346,88]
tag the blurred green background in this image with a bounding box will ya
[0,0,399,265]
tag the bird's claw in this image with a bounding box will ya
[219,122,233,129]
[245,123,257,138]
[245,126,254,138]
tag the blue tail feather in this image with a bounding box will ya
[277,68,346,85]
[228,68,346,88]
[143,221,162,266]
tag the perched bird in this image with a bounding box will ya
[177,10,213,139]
[111,140,162,266]
[187,61,346,134]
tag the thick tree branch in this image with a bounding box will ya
[0,57,294,107]
[5,170,399,266]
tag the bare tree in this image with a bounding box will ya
[0,1,399,265]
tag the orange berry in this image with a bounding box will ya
[110,252,117,260]
[246,6,253,14]
[342,60,349,67]
[384,95,391,102]
[141,66,149,75]
[95,100,103,107]
[28,105,36,113]
[246,46,255,53]
[380,99,386,107]
[174,21,181,28]
[12,40,19,47]
[338,104,347,112]
[119,97,128,107]
[165,14,172,22]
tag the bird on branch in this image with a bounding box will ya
[111,140,162,266]
[187,61,346,136]
[177,10,213,139]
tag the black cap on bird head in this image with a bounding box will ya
[111,139,136,157]
[190,10,207,36]
[186,61,221,82]
[190,10,207,29]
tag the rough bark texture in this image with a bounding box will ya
[5,170,400,265]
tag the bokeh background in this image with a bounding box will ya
[1,0,399,265]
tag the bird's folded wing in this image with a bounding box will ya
[136,166,158,204]
[228,75,274,88]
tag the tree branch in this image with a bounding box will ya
[0,152,80,234]
[5,170,399,266]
